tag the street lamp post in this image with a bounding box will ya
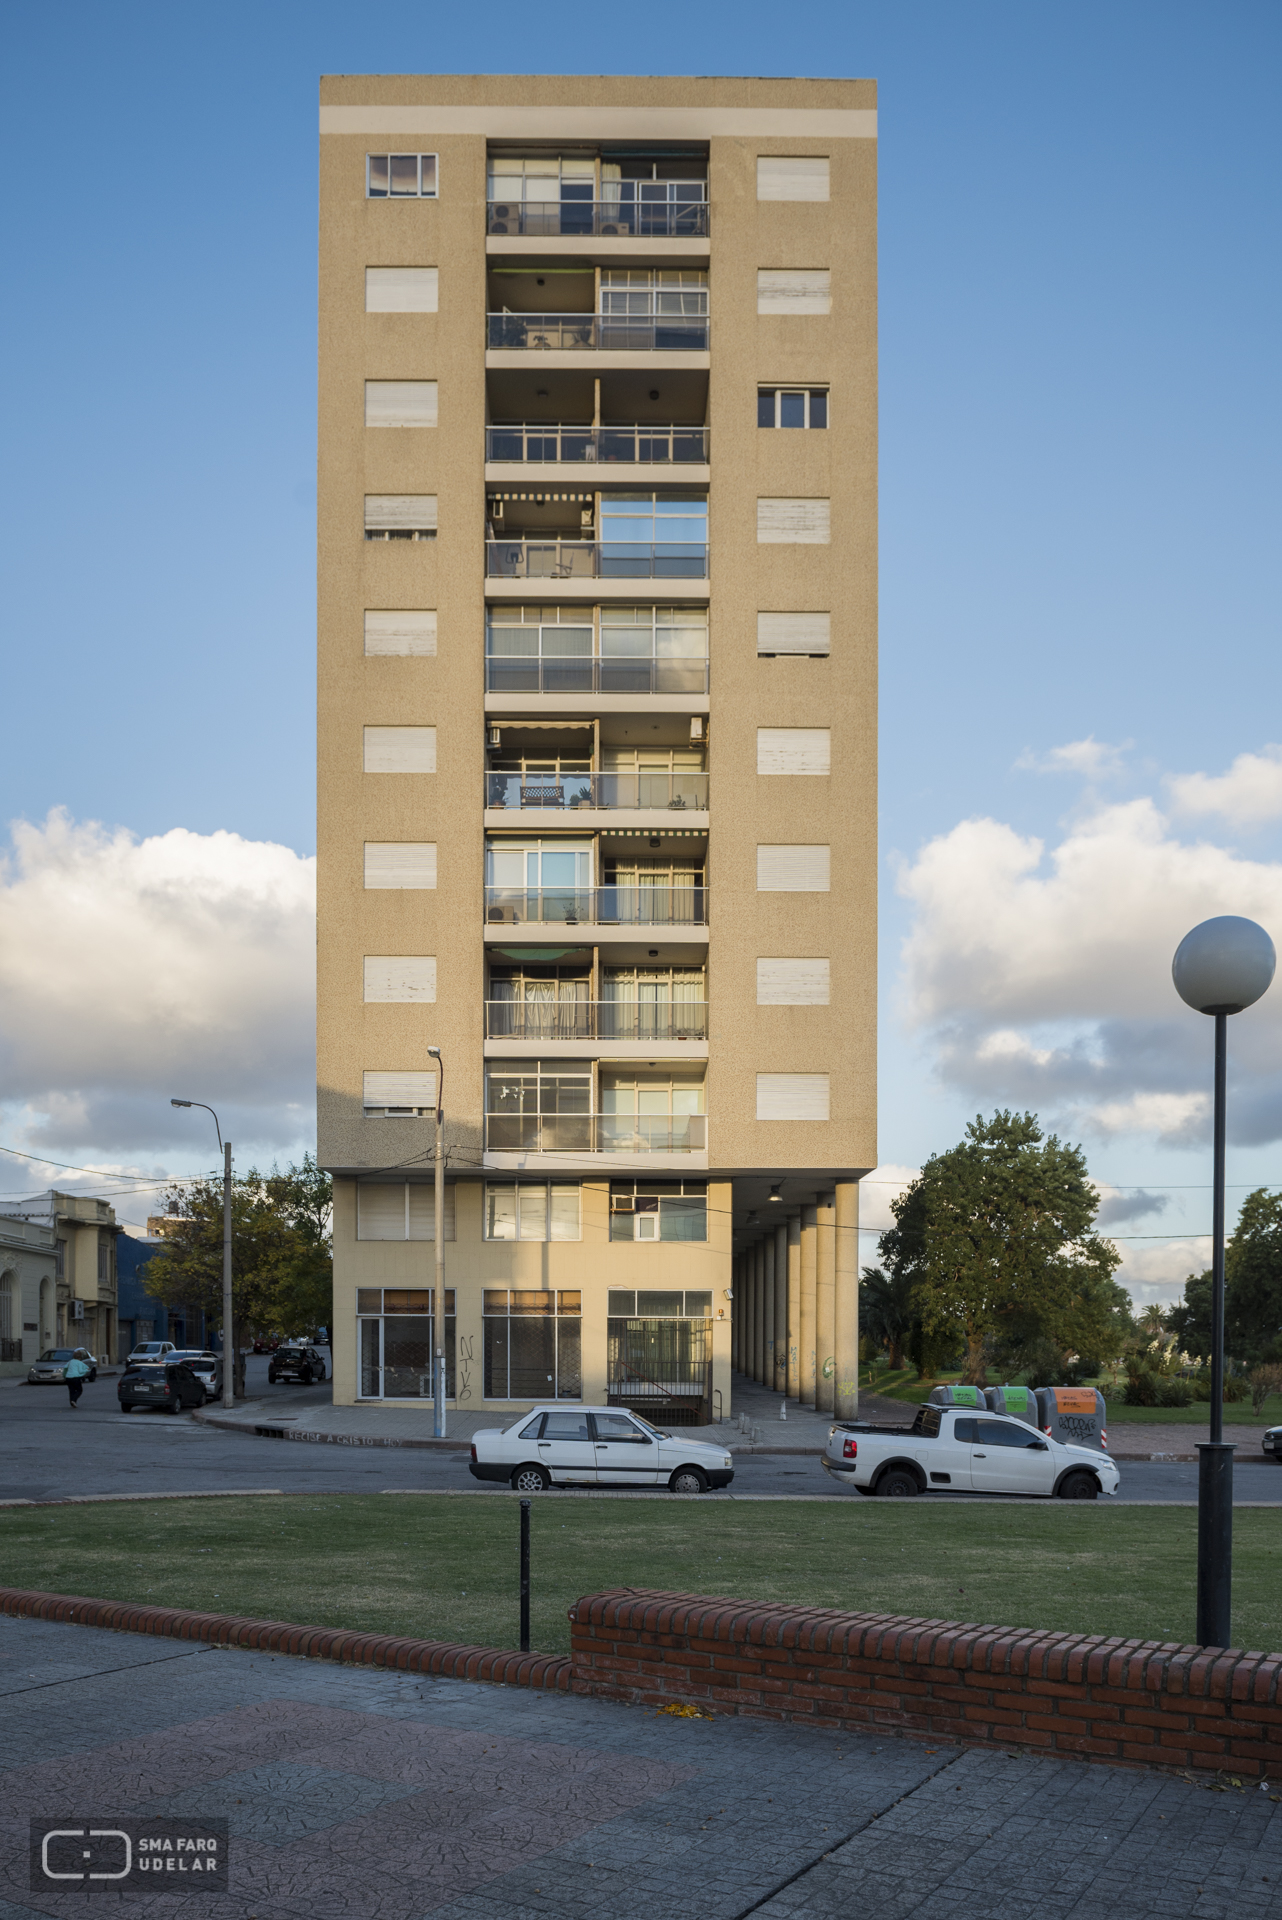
[427,1046,446,1439]
[1171,915,1276,1649]
[171,1099,235,1410]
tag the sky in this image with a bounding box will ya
[0,1,1279,1297]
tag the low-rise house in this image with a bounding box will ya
[0,1215,58,1377]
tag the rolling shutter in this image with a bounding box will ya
[757,958,830,1005]
[364,610,437,656]
[757,612,830,656]
[757,729,831,775]
[756,1073,830,1120]
[757,156,830,201]
[365,495,437,532]
[756,845,830,892]
[407,1184,456,1241]
[363,843,437,889]
[365,381,438,428]
[362,1072,436,1116]
[365,267,439,313]
[363,727,437,774]
[363,956,437,1003]
[756,269,831,314]
[757,498,830,544]
[357,1181,456,1239]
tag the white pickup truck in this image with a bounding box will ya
[821,1402,1120,1500]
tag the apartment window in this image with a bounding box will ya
[364,495,437,540]
[757,612,830,657]
[599,269,708,319]
[757,958,831,1006]
[365,610,437,657]
[367,154,437,199]
[356,1183,455,1240]
[363,955,437,1003]
[758,388,828,429]
[54,1239,65,1279]
[363,727,437,774]
[757,844,831,892]
[362,1071,436,1118]
[483,1289,581,1400]
[487,155,595,202]
[357,1287,454,1399]
[756,270,832,315]
[757,498,831,544]
[757,155,830,201]
[485,1060,592,1154]
[97,1237,109,1285]
[756,1073,831,1121]
[609,1183,707,1243]
[757,728,831,775]
[485,1184,581,1242]
[600,1068,706,1153]
[364,842,437,889]
[609,1289,711,1316]
[365,381,438,428]
[365,267,438,312]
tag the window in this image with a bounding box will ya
[607,1296,712,1411]
[364,495,437,540]
[758,388,828,429]
[599,605,708,664]
[757,845,830,892]
[756,1074,830,1121]
[365,267,438,312]
[367,154,437,199]
[599,493,707,573]
[487,155,595,202]
[364,842,437,889]
[356,1185,455,1240]
[363,727,437,774]
[757,958,830,1006]
[365,610,437,657]
[609,1183,708,1243]
[361,1072,436,1119]
[757,612,830,657]
[485,1061,592,1154]
[600,1069,706,1152]
[756,270,831,315]
[757,728,831,775]
[98,1237,109,1285]
[365,381,438,428]
[757,498,831,544]
[599,269,708,319]
[363,956,436,1003]
[485,839,592,919]
[608,1289,712,1315]
[357,1287,454,1400]
[485,1184,582,1241]
[757,156,829,201]
[483,1289,581,1400]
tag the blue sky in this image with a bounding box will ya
[0,2,1279,1289]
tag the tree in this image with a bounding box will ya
[1166,1272,1213,1359]
[884,1110,1124,1385]
[144,1156,332,1343]
[859,1266,913,1369]
[1225,1189,1282,1365]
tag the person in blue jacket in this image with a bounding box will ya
[64,1352,92,1408]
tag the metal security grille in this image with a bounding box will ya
[607,1316,711,1424]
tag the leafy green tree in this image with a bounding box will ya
[859,1266,914,1370]
[1225,1189,1282,1365]
[144,1156,332,1344]
[885,1110,1124,1384]
[1166,1271,1213,1359]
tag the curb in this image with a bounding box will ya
[192,1407,821,1456]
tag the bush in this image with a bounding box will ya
[1249,1362,1282,1416]
[1123,1369,1159,1407]
[1155,1379,1193,1408]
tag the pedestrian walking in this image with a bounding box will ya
[64,1353,92,1408]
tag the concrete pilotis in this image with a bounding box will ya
[786,1214,801,1399]
[799,1203,818,1406]
[762,1233,776,1391]
[816,1191,836,1415]
[773,1220,789,1393]
[834,1179,859,1419]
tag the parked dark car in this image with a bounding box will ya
[267,1344,327,1384]
[118,1362,207,1413]
[252,1335,281,1354]
[1263,1426,1282,1463]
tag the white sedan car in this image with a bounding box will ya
[469,1405,735,1495]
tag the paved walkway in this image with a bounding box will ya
[2,1612,1279,1917]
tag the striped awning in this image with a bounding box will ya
[487,490,594,503]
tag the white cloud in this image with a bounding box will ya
[1168,746,1282,828]
[858,1165,920,1239]
[0,810,315,1160]
[1014,737,1129,779]
[1109,1238,1210,1310]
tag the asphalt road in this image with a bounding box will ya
[4,1365,1280,1506]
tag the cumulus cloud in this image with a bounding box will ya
[1014,737,1129,780]
[858,1165,920,1239]
[1168,747,1282,828]
[1092,1187,1169,1227]
[897,795,1282,1146]
[0,810,315,1163]
[1108,1238,1210,1309]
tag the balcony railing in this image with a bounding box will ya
[486,425,709,466]
[487,541,707,581]
[486,657,709,696]
[487,315,709,352]
[486,1114,707,1153]
[485,886,707,928]
[487,200,709,239]
[486,1000,709,1042]
[486,772,708,812]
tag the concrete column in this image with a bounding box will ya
[731,1253,742,1374]
[762,1233,776,1392]
[786,1215,801,1399]
[774,1220,789,1393]
[753,1240,766,1383]
[799,1203,818,1406]
[834,1180,859,1419]
[816,1191,836,1414]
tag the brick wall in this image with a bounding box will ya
[568,1589,1282,1779]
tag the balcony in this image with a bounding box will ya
[486,656,708,697]
[485,1114,707,1153]
[487,200,709,239]
[487,315,709,353]
[486,541,707,581]
[486,771,708,812]
[485,1001,708,1042]
[485,886,707,928]
[485,424,709,466]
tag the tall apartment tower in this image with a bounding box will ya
[317,75,877,1431]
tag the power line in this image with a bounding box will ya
[0,1142,202,1184]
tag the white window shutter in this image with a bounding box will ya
[364,843,437,889]
[757,958,830,1005]
[365,381,438,428]
[365,267,439,313]
[356,1184,408,1240]
[364,610,437,656]
[757,155,830,201]
[757,612,830,656]
[408,1184,456,1241]
[363,956,437,1003]
[757,729,831,775]
[758,498,830,544]
[365,495,437,532]
[363,727,437,774]
[756,1073,831,1120]
[362,1072,437,1115]
[757,845,831,892]
[756,269,831,314]
[549,1187,582,1240]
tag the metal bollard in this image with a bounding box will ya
[519,1497,531,1653]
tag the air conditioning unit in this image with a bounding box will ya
[610,1196,635,1213]
[70,1299,85,1321]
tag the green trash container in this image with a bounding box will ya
[984,1384,1040,1428]
[927,1384,988,1409]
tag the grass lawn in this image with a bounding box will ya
[2,1495,1281,1658]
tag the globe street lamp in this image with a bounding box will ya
[1171,915,1276,1649]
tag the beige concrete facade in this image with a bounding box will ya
[0,1192,120,1363]
[317,75,876,1426]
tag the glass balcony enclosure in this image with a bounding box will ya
[487,492,707,580]
[486,155,707,237]
[484,886,707,928]
[488,271,709,352]
[486,605,708,696]
[487,964,708,1041]
[485,424,709,465]
[485,1060,706,1154]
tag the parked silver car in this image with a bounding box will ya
[127,1339,176,1368]
[27,1347,97,1385]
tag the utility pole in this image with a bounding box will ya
[428,1046,445,1438]
[171,1100,235,1408]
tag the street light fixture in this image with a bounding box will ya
[1171,915,1276,1649]
[170,1099,235,1410]
[427,1047,446,1439]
